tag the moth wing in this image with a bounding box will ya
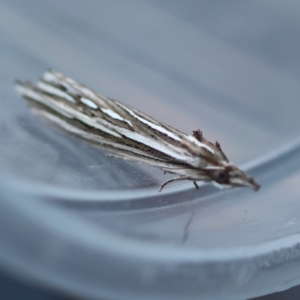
[16,70,215,169]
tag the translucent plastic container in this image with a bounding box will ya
[1,1,300,299]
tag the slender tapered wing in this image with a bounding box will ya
[16,70,216,171]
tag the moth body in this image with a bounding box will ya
[16,70,260,192]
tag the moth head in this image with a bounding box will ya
[206,165,260,191]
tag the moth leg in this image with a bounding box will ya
[193,181,199,189]
[159,176,190,192]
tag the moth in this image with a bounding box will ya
[15,70,260,192]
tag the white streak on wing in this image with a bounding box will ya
[120,105,181,141]
[17,84,120,138]
[186,135,214,153]
[37,110,119,142]
[44,70,108,106]
[33,109,165,160]
[37,82,75,103]
[61,108,121,138]
[42,71,59,84]
[109,152,180,169]
[16,85,73,118]
[79,87,97,100]
[117,128,200,167]
[80,97,98,109]
[42,71,77,94]
[58,73,98,100]
[204,166,224,170]
[101,108,124,121]
[101,108,132,126]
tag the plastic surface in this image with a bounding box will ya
[1,1,300,299]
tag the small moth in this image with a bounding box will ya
[15,70,260,192]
